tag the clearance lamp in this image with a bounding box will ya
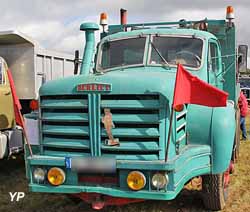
[100,12,108,32]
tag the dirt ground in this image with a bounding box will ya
[0,128,250,212]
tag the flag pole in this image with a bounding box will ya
[20,114,33,157]
[165,64,180,162]
[165,105,174,162]
[7,69,33,157]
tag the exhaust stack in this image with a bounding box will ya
[120,8,127,25]
[79,22,99,75]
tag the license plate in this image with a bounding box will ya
[65,156,116,173]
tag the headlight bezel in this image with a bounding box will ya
[151,172,169,190]
[33,167,46,184]
[127,171,146,191]
[47,167,66,186]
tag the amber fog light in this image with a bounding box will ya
[127,171,146,191]
[151,173,169,189]
[47,167,65,186]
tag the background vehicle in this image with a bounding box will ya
[25,7,247,211]
[0,31,74,159]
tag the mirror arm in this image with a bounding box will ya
[216,61,235,78]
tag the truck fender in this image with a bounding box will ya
[211,101,235,174]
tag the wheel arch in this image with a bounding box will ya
[211,102,236,174]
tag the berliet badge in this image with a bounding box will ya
[102,108,120,146]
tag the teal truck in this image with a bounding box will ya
[25,7,248,211]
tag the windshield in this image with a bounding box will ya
[150,36,203,68]
[98,37,146,71]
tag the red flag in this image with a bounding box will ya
[6,69,23,127]
[173,64,228,107]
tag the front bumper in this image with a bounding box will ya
[27,145,211,201]
[29,183,177,200]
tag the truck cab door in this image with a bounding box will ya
[208,40,223,89]
[0,58,15,130]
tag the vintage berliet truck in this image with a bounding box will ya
[25,7,247,210]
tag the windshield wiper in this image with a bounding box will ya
[150,40,170,69]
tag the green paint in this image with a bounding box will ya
[25,18,239,202]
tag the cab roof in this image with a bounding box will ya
[101,27,217,42]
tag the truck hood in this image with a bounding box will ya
[40,67,180,101]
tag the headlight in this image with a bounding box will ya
[127,171,146,191]
[33,168,46,184]
[151,173,169,189]
[47,167,66,186]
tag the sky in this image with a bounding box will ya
[0,0,249,60]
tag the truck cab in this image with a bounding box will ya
[0,57,14,130]
[0,57,23,158]
[25,7,247,211]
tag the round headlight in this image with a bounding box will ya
[47,167,66,186]
[33,168,46,183]
[127,171,146,191]
[151,173,169,189]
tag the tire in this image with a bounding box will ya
[202,173,228,211]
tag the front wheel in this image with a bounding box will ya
[202,172,229,211]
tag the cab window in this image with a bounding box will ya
[150,36,203,68]
[99,37,146,71]
[209,42,219,72]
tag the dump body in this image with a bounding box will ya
[25,17,242,209]
[0,31,74,100]
[0,31,75,159]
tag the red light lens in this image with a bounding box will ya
[174,104,184,112]
[30,100,39,111]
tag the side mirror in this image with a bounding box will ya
[238,45,248,73]
[74,50,80,75]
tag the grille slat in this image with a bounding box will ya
[101,141,159,151]
[101,127,159,138]
[42,125,89,136]
[43,137,90,149]
[109,114,159,124]
[41,99,88,109]
[42,112,88,122]
[175,107,187,153]
[101,99,161,109]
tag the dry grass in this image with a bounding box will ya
[1,121,250,212]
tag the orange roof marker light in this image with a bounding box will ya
[100,12,108,27]
[226,6,234,20]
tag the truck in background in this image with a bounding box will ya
[0,57,23,158]
[25,6,247,211]
[0,31,75,159]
